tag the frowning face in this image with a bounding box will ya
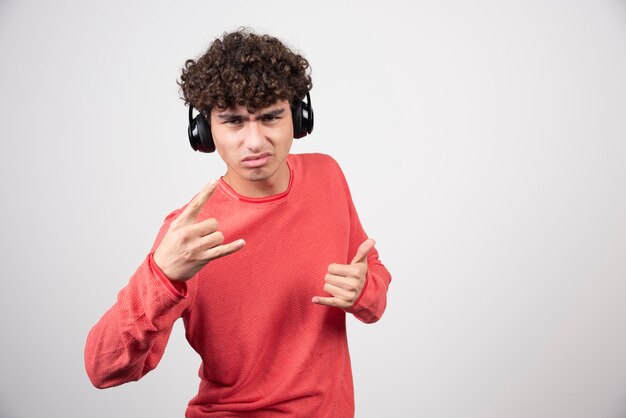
[210,100,294,198]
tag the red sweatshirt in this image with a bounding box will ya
[85,153,391,417]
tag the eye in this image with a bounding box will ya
[225,117,243,125]
[261,114,279,122]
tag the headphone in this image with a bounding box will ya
[187,92,314,153]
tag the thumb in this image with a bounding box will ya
[351,238,376,265]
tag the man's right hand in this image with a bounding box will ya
[153,179,245,282]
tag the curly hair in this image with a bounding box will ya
[179,28,312,113]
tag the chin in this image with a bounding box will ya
[245,169,273,182]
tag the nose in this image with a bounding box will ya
[243,120,265,152]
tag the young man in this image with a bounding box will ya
[85,29,391,417]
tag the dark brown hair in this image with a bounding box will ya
[179,28,312,113]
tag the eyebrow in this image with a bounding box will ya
[261,108,286,117]
[216,107,286,121]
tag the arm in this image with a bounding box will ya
[84,211,190,389]
[311,159,392,323]
[85,180,245,388]
[343,191,392,323]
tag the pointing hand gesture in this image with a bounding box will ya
[153,180,245,282]
[312,239,375,309]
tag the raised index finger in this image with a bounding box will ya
[178,179,218,224]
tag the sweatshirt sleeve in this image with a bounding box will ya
[332,159,392,324]
[84,209,193,389]
[346,244,391,323]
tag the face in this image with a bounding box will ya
[210,100,294,198]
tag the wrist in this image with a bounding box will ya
[149,253,188,297]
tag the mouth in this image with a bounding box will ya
[241,152,272,168]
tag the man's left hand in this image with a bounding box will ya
[312,239,375,309]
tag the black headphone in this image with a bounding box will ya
[187,92,314,153]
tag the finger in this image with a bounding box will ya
[323,282,354,301]
[350,238,376,265]
[197,230,225,251]
[327,263,360,277]
[324,273,359,291]
[311,296,351,309]
[189,217,219,237]
[201,238,245,262]
[178,179,219,224]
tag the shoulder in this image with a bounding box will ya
[289,153,344,174]
[289,153,351,196]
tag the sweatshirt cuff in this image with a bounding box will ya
[148,252,188,299]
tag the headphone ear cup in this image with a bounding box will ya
[195,114,215,153]
[292,100,305,139]
[188,112,216,153]
[303,97,313,135]
[292,96,314,139]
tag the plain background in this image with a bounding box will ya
[1,1,626,417]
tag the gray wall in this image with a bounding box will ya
[1,0,625,417]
